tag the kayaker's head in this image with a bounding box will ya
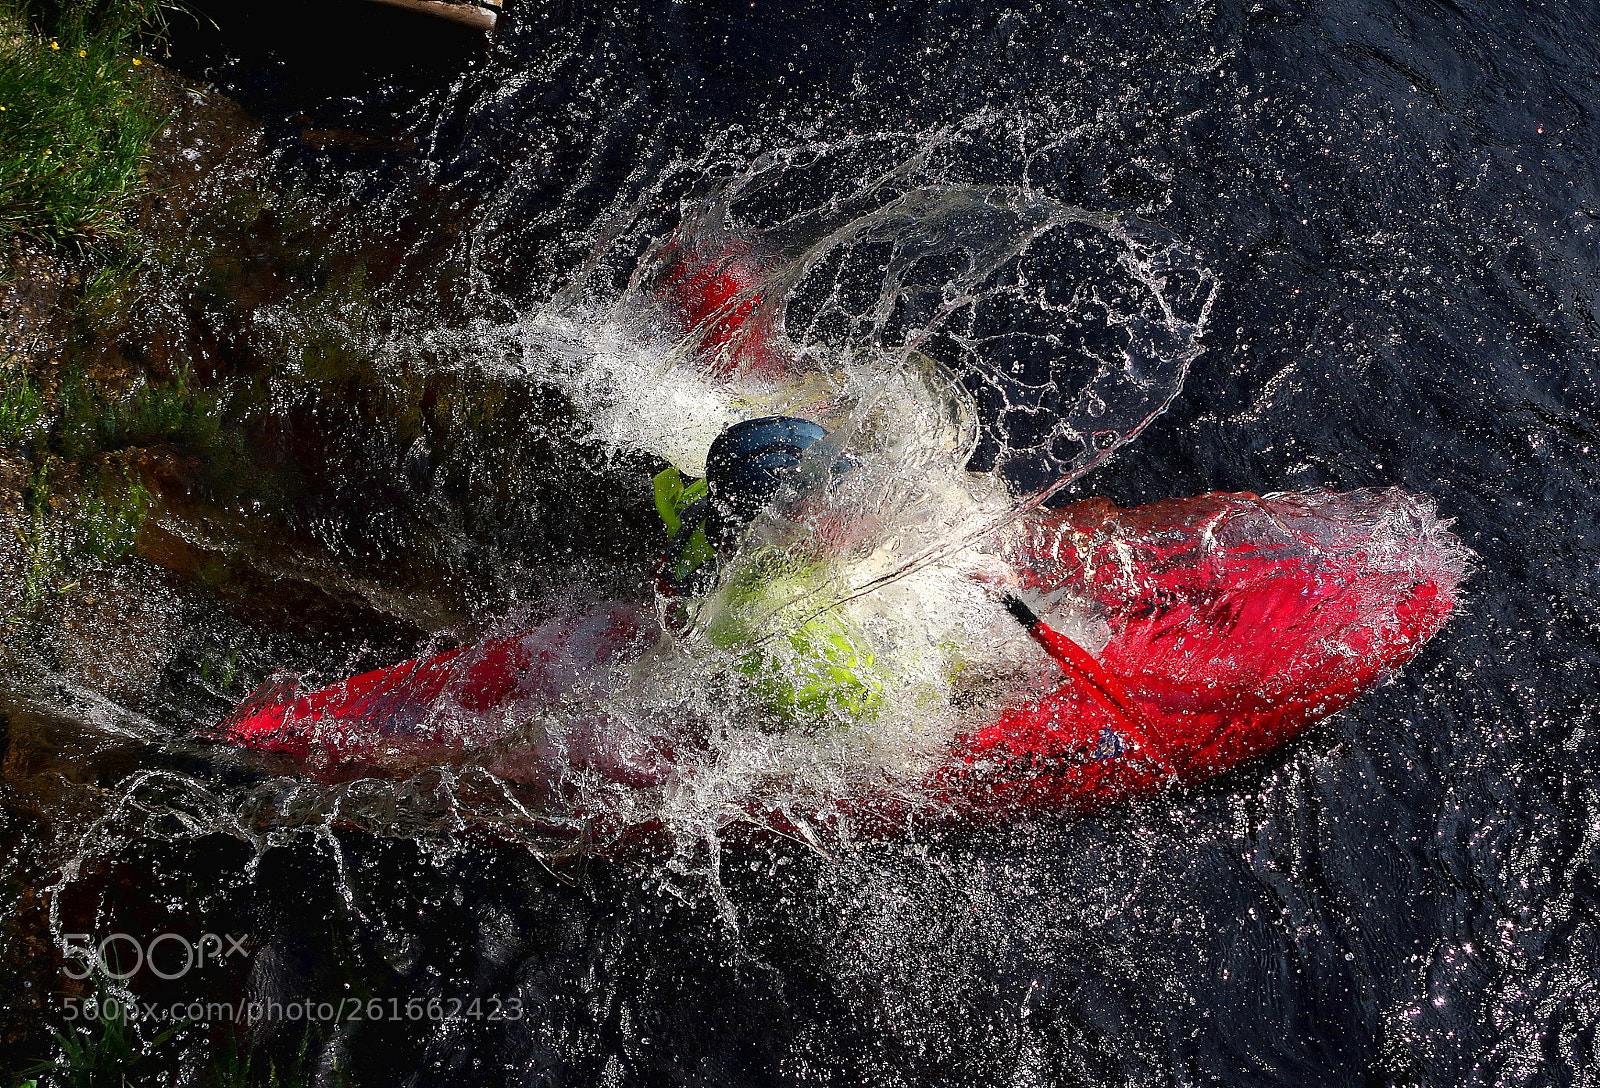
[657,416,848,605]
[704,416,834,541]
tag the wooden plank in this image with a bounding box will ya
[360,0,498,32]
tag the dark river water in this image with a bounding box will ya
[7,1,1600,1085]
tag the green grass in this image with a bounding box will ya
[0,0,171,246]
[12,1003,326,1088]
[17,1012,144,1088]
[0,359,226,458]
[10,460,151,616]
[0,358,194,619]
[0,364,49,440]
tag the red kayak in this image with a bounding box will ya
[220,486,1464,820]
[932,487,1464,818]
[217,240,1467,825]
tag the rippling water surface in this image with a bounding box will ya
[4,1,1598,1085]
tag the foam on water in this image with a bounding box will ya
[34,144,1221,887]
[403,163,1222,843]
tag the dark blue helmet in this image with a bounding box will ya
[705,416,834,528]
[657,416,848,608]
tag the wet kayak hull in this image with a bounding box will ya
[218,488,1465,823]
